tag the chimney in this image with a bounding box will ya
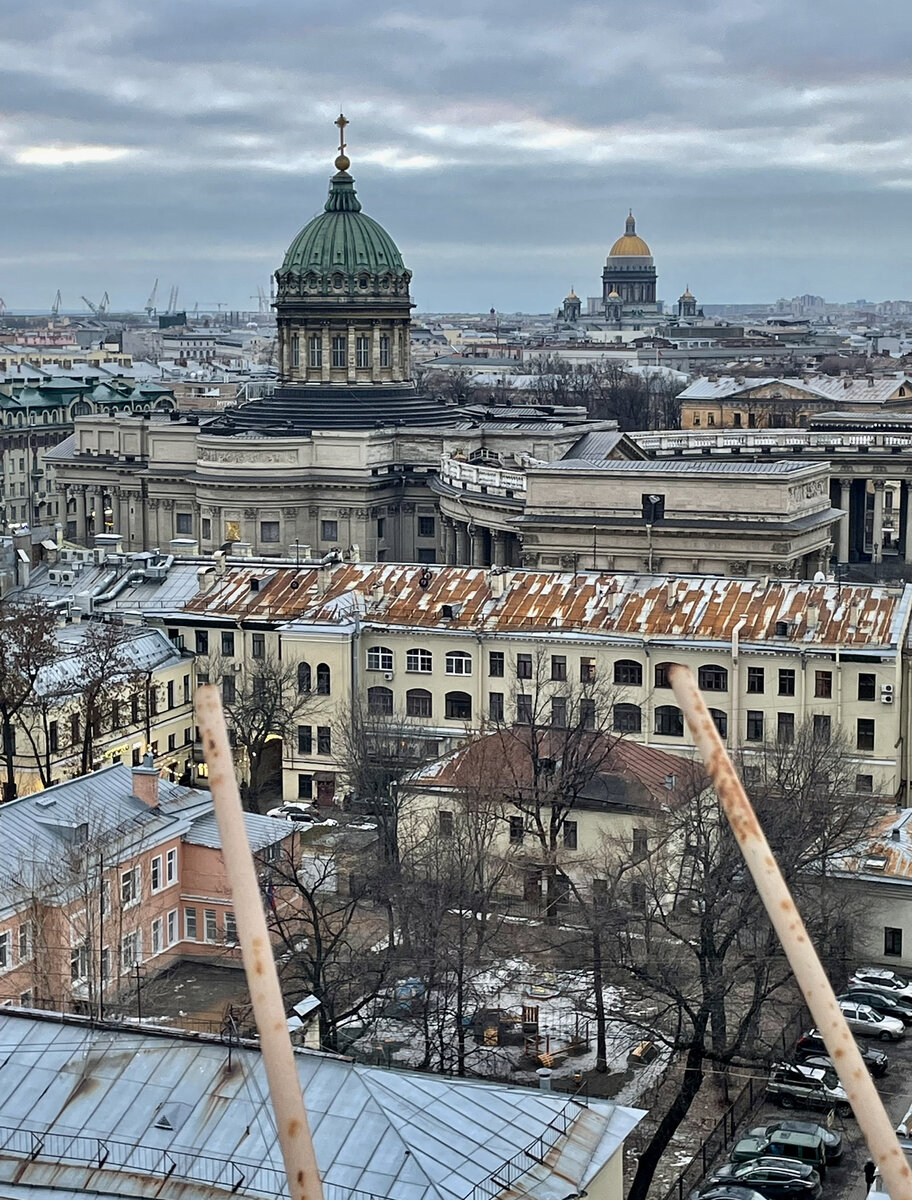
[536,1067,552,1092]
[489,567,505,599]
[132,752,160,807]
[197,565,217,594]
[666,579,676,608]
[347,543,361,564]
[850,602,861,627]
[371,582,385,605]
[891,828,901,842]
[807,603,819,629]
[213,550,227,576]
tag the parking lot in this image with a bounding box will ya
[704,1028,912,1200]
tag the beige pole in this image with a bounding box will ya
[196,685,324,1200]
[669,664,911,1200]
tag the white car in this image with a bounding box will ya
[849,967,912,1000]
[838,1000,904,1041]
[266,803,318,824]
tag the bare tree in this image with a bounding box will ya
[202,651,317,811]
[0,598,58,800]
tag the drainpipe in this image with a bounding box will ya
[731,618,747,755]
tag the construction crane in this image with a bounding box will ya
[0,298,6,316]
[166,284,180,314]
[51,290,62,316]
[145,278,159,317]
[203,302,229,313]
[250,287,269,315]
[98,291,109,315]
[81,295,100,315]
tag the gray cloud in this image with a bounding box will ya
[1,0,911,311]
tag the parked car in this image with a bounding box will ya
[746,1122,843,1163]
[766,1061,853,1118]
[795,1030,888,1076]
[266,803,319,823]
[849,967,912,1000]
[838,1000,904,1041]
[730,1132,828,1178]
[840,988,912,1026]
[691,1187,767,1200]
[703,1158,821,1200]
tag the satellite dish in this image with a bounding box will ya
[813,571,827,582]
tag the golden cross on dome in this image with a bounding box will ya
[335,113,349,157]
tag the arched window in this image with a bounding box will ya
[614,660,643,687]
[297,662,311,693]
[406,688,432,718]
[367,686,393,716]
[698,664,728,692]
[709,708,728,738]
[316,663,331,695]
[654,662,674,689]
[445,691,472,720]
[406,648,432,673]
[655,705,684,737]
[613,703,642,733]
[445,651,472,676]
[367,646,393,672]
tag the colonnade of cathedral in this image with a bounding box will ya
[438,517,521,567]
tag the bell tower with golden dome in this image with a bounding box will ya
[601,211,660,321]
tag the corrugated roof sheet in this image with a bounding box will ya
[182,564,910,652]
[0,1011,643,1200]
[184,811,289,852]
[537,458,818,475]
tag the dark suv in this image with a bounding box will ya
[795,1029,888,1077]
[766,1062,852,1118]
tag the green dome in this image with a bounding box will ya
[277,170,411,300]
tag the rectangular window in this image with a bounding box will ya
[632,828,648,858]
[201,517,212,540]
[418,515,435,538]
[70,942,89,981]
[777,712,795,744]
[356,335,370,369]
[166,680,174,709]
[17,923,32,962]
[551,655,567,681]
[151,917,164,955]
[516,694,533,724]
[121,865,140,906]
[48,720,59,753]
[70,712,80,743]
[438,810,454,838]
[563,820,578,850]
[176,512,192,535]
[222,676,236,705]
[489,651,505,677]
[167,910,178,945]
[120,930,141,972]
[183,674,191,704]
[858,673,876,701]
[580,656,596,683]
[225,911,238,943]
[857,718,875,752]
[813,714,831,742]
[317,726,331,755]
[885,927,903,957]
[309,336,322,368]
[509,815,524,845]
[131,695,140,723]
[778,669,796,696]
[331,335,347,368]
[551,697,567,728]
[855,773,874,794]
[221,631,235,656]
[166,848,177,885]
[516,653,533,679]
[379,334,390,367]
[406,648,432,673]
[321,519,338,542]
[204,909,218,942]
[746,667,765,694]
[298,774,313,800]
[297,725,312,755]
[0,931,10,970]
[195,630,209,655]
[814,670,832,698]
[376,516,385,541]
[150,855,162,893]
[489,692,504,721]
[292,334,300,368]
[251,633,265,660]
[184,907,198,940]
[260,521,280,543]
[579,698,596,731]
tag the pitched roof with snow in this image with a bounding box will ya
[0,1010,643,1200]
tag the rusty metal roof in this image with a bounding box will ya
[181,565,911,652]
[840,810,912,883]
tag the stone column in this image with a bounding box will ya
[872,480,885,564]
[321,324,331,383]
[455,522,469,565]
[391,325,403,383]
[470,525,485,566]
[490,529,504,567]
[74,485,87,544]
[371,323,381,383]
[838,478,852,564]
[442,517,456,564]
[347,323,357,382]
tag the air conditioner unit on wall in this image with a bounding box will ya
[383,672,394,681]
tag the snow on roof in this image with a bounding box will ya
[0,1010,643,1200]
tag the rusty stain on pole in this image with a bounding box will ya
[669,663,911,1200]
[196,685,324,1200]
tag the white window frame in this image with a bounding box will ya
[120,930,142,973]
[70,942,89,983]
[184,907,198,940]
[120,865,141,908]
[204,909,218,943]
[151,917,164,956]
[0,931,11,971]
[366,646,394,672]
[225,911,238,944]
[150,855,162,893]
[165,848,177,886]
[17,923,32,963]
[445,651,473,676]
[167,909,178,946]
[406,648,432,673]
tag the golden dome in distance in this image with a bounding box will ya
[608,210,651,257]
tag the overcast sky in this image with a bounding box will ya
[2,0,911,314]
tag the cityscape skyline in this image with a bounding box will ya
[2,0,911,311]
